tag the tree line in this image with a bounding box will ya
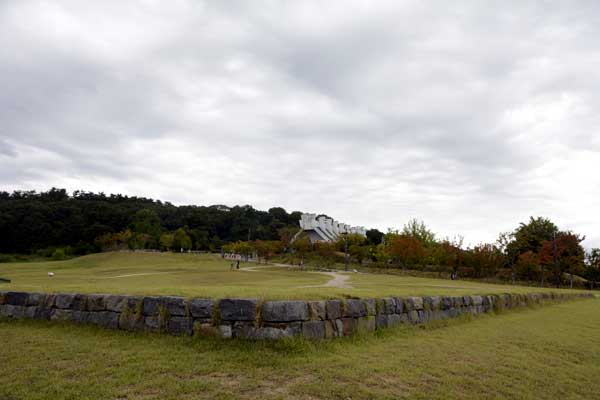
[0,188,302,256]
[227,218,600,289]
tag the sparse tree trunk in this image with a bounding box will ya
[570,273,573,289]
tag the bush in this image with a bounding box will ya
[0,254,16,263]
[52,248,66,261]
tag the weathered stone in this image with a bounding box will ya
[334,319,344,337]
[26,292,44,307]
[24,306,38,319]
[302,320,325,339]
[72,294,88,310]
[54,293,75,309]
[0,291,6,305]
[389,313,403,326]
[441,297,453,310]
[167,316,193,336]
[143,296,161,316]
[71,310,90,324]
[406,297,424,311]
[219,299,257,321]
[471,296,483,306]
[51,309,73,321]
[119,312,145,331]
[307,301,326,320]
[325,300,342,320]
[342,318,357,335]
[462,296,471,306]
[86,294,106,311]
[261,301,309,322]
[394,298,404,314]
[144,316,161,331]
[232,321,257,338]
[364,299,376,316]
[104,295,128,312]
[376,314,389,329]
[452,296,464,308]
[88,311,119,329]
[42,294,56,308]
[163,296,187,316]
[188,298,212,319]
[343,299,367,318]
[357,316,376,332]
[324,320,336,338]
[1,304,25,318]
[409,310,419,323]
[425,296,441,311]
[7,292,29,306]
[194,322,232,339]
[380,298,396,314]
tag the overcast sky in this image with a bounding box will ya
[1,1,599,248]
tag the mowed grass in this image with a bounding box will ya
[0,251,589,299]
[0,299,598,399]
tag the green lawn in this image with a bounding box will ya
[0,298,598,399]
[0,252,588,299]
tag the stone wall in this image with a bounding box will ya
[0,290,593,340]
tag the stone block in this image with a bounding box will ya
[452,296,464,308]
[409,310,419,323]
[424,296,440,311]
[325,300,342,320]
[24,306,38,319]
[54,294,75,309]
[51,309,73,321]
[143,296,161,316]
[471,296,483,306]
[302,320,325,339]
[0,291,6,305]
[104,295,128,312]
[87,294,106,311]
[407,297,424,311]
[364,299,376,316]
[7,292,29,306]
[357,316,376,332]
[188,299,212,319]
[261,301,309,322]
[1,304,24,318]
[71,310,90,324]
[441,297,453,310]
[343,299,367,318]
[163,296,187,317]
[219,299,258,321]
[119,313,145,331]
[26,293,44,307]
[380,298,396,314]
[462,296,471,306]
[342,318,357,335]
[232,321,257,338]
[144,316,161,332]
[324,320,336,338]
[308,301,326,320]
[167,316,193,336]
[334,319,344,337]
[42,294,56,309]
[88,311,119,329]
[389,313,403,326]
[376,314,389,329]
[394,298,404,314]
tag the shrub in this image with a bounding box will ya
[52,248,66,261]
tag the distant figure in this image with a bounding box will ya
[48,272,54,277]
[230,262,234,270]
[236,260,240,269]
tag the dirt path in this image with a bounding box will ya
[240,262,353,289]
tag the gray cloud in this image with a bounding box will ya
[1,0,599,247]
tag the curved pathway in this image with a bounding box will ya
[240,262,353,289]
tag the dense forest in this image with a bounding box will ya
[0,188,304,255]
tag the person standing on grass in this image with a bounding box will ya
[236,259,240,269]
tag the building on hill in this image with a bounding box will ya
[296,213,366,243]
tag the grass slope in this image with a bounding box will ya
[1,299,599,399]
[0,252,589,299]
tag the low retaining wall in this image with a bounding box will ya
[0,291,593,340]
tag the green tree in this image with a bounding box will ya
[172,228,192,251]
[401,219,436,248]
[159,233,175,251]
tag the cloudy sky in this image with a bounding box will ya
[1,1,599,247]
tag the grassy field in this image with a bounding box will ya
[0,252,589,299]
[0,298,598,399]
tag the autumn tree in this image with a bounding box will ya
[539,231,585,288]
[385,234,426,268]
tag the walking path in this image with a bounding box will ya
[240,262,353,289]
